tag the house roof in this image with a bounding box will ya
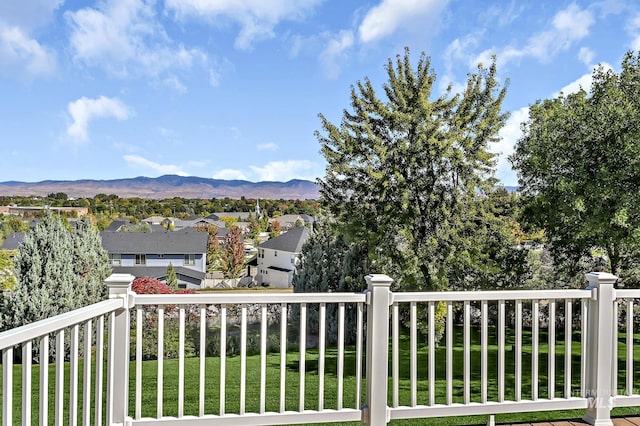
[100,230,208,254]
[104,219,131,232]
[259,226,309,253]
[112,265,206,280]
[1,232,25,250]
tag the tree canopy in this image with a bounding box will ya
[317,48,511,290]
[511,52,640,281]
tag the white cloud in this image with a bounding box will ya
[67,96,133,143]
[0,0,63,30]
[468,3,595,70]
[162,76,187,93]
[358,0,449,43]
[553,62,613,97]
[319,30,354,78]
[165,0,322,50]
[494,107,529,186]
[525,4,594,62]
[66,0,207,80]
[0,23,56,77]
[578,47,595,65]
[250,160,320,181]
[123,154,188,176]
[213,169,249,180]
[257,143,279,151]
[627,13,640,51]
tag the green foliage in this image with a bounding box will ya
[220,216,237,229]
[195,223,220,272]
[2,213,109,330]
[292,222,368,345]
[247,216,260,240]
[0,250,16,290]
[167,263,178,290]
[317,48,509,292]
[511,52,640,284]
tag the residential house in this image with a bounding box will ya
[270,214,315,231]
[100,230,208,289]
[256,226,309,288]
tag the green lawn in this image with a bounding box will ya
[3,324,640,425]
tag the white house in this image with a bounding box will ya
[256,227,309,288]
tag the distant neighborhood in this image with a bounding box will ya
[0,201,315,290]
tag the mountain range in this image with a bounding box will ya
[0,175,320,200]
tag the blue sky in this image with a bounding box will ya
[0,0,636,185]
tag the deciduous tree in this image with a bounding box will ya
[220,225,244,279]
[511,52,640,282]
[318,48,509,291]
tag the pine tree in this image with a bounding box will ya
[72,216,110,304]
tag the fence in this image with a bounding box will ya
[0,272,632,425]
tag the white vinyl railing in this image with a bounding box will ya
[0,271,630,425]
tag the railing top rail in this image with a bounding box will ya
[392,288,590,303]
[614,289,640,299]
[134,292,367,306]
[0,298,123,350]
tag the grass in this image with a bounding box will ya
[3,324,640,425]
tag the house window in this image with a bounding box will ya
[274,251,278,257]
[184,254,195,266]
[135,254,146,265]
[291,255,296,264]
[109,253,121,266]
[157,254,164,259]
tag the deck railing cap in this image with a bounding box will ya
[585,271,618,286]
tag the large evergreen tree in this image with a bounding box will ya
[317,48,509,290]
[2,213,110,329]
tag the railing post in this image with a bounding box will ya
[364,274,393,426]
[105,273,136,426]
[583,271,617,426]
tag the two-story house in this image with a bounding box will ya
[100,230,208,289]
[256,227,309,288]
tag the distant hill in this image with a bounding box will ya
[0,175,320,199]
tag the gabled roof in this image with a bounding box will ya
[259,227,309,253]
[100,230,208,254]
[104,219,131,232]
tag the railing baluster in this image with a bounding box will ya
[82,320,92,426]
[481,300,488,404]
[199,306,206,417]
[157,306,164,419]
[549,300,556,399]
[40,335,49,426]
[464,300,470,404]
[240,304,247,415]
[410,301,417,407]
[337,302,345,410]
[318,303,326,411]
[446,301,453,405]
[613,300,619,396]
[581,300,587,397]
[299,303,307,412]
[392,303,399,408]
[260,304,267,414]
[279,303,287,413]
[22,341,32,426]
[498,299,505,403]
[3,347,13,426]
[135,308,142,420]
[105,312,115,426]
[355,302,363,410]
[55,329,64,426]
[178,307,185,417]
[627,299,634,396]
[565,300,572,398]
[95,316,104,426]
[220,304,227,415]
[70,324,79,426]
[516,300,522,402]
[428,301,435,406]
[532,299,539,400]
